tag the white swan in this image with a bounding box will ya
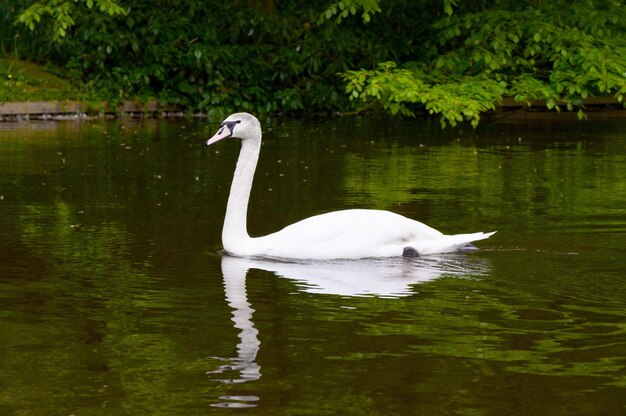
[206,112,495,260]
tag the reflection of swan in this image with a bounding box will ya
[221,253,491,298]
[207,256,261,385]
[208,253,490,406]
[205,112,496,260]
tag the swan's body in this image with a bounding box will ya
[206,113,495,260]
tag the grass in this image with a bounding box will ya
[0,57,82,102]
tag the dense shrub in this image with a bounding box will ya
[5,1,427,115]
[4,0,626,124]
[343,0,626,126]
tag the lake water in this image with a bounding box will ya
[0,115,625,415]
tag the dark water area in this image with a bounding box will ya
[0,116,625,415]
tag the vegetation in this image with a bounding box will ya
[342,0,626,126]
[2,0,626,125]
[0,57,83,101]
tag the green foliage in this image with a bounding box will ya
[17,0,126,42]
[344,62,504,127]
[343,1,626,126]
[8,0,409,114]
[2,0,436,114]
[4,0,626,124]
[1,2,55,58]
[319,0,382,24]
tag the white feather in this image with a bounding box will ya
[206,113,496,260]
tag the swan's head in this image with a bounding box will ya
[205,112,261,146]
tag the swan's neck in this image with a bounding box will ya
[223,138,261,251]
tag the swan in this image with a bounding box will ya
[205,112,495,260]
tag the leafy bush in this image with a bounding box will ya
[343,1,626,126]
[8,0,415,115]
[5,0,626,125]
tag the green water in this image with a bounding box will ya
[0,117,625,415]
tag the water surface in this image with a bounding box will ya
[0,116,625,415]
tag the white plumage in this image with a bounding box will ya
[206,112,495,260]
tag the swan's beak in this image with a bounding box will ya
[205,125,233,146]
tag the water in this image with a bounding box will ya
[0,116,625,415]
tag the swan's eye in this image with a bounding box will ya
[220,120,241,129]
[218,120,242,138]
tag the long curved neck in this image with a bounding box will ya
[223,138,261,251]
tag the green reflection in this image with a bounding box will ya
[1,118,625,415]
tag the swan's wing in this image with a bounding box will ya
[408,231,496,255]
[255,209,445,259]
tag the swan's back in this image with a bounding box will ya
[246,209,449,259]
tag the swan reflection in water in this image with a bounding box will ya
[208,253,491,395]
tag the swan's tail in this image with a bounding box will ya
[454,231,497,244]
[410,231,496,255]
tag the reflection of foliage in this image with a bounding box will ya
[0,120,234,414]
[1,119,625,414]
[249,252,626,413]
[341,126,626,233]
[353,272,626,381]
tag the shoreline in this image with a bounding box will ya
[1,98,625,122]
[0,100,189,121]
